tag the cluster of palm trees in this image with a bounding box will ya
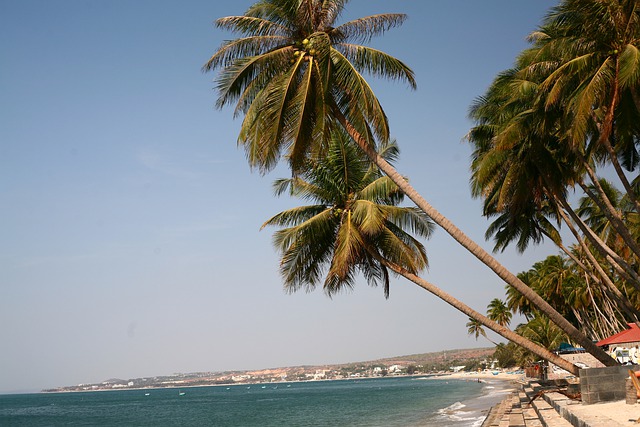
[509,255,636,342]
[204,0,639,376]
[467,299,512,345]
[469,297,569,368]
[465,0,640,363]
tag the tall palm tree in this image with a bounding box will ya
[528,0,640,211]
[517,315,568,354]
[262,129,581,374]
[205,0,614,366]
[468,55,640,329]
[509,254,630,341]
[204,0,415,174]
[261,131,433,298]
[487,298,512,327]
[468,64,640,277]
[466,317,497,346]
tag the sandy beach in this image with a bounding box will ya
[441,370,640,426]
[439,370,526,384]
[567,399,640,425]
[429,371,522,425]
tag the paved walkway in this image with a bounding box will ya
[482,380,638,427]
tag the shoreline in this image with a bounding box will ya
[434,371,522,426]
[437,370,526,383]
[39,371,524,395]
[38,373,438,395]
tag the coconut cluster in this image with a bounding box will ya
[292,38,316,62]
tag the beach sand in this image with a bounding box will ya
[560,398,640,425]
[430,371,521,426]
[442,370,526,382]
[442,370,640,426]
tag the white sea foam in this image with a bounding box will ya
[432,403,485,427]
[431,401,486,426]
[432,379,517,426]
[438,401,466,413]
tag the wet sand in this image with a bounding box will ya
[434,371,521,426]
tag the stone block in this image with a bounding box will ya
[580,391,597,405]
[580,366,631,404]
[626,378,637,404]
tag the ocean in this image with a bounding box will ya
[0,376,514,426]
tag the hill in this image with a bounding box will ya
[44,347,495,392]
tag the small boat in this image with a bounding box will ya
[144,393,150,396]
[178,391,186,396]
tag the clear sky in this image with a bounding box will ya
[1,0,560,394]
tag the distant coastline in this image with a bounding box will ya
[42,347,495,393]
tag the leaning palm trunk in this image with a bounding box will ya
[334,108,616,368]
[578,163,640,260]
[551,231,640,326]
[537,166,640,290]
[376,257,580,375]
[555,207,640,324]
[596,74,640,213]
[558,195,640,291]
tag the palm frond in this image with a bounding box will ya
[358,176,401,204]
[203,35,291,73]
[619,43,640,89]
[330,48,390,144]
[381,205,434,239]
[329,210,366,282]
[351,200,385,236]
[318,0,348,29]
[332,14,407,44]
[377,227,427,274]
[336,43,417,89]
[261,205,328,229]
[568,57,614,145]
[215,46,293,109]
[215,15,291,37]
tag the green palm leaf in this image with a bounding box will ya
[262,129,432,298]
[332,14,408,43]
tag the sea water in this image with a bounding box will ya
[0,376,514,426]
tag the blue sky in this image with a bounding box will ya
[1,0,559,393]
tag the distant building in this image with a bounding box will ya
[597,323,640,348]
[388,365,404,374]
[597,323,640,364]
[313,370,329,380]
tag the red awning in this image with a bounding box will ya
[597,323,640,347]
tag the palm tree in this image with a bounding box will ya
[487,298,512,327]
[517,315,568,354]
[204,0,415,174]
[466,317,497,346]
[468,53,640,332]
[509,254,630,341]
[522,0,640,212]
[205,0,614,366]
[516,315,570,377]
[467,63,640,283]
[261,131,433,298]
[262,129,581,374]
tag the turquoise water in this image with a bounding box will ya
[0,377,513,426]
